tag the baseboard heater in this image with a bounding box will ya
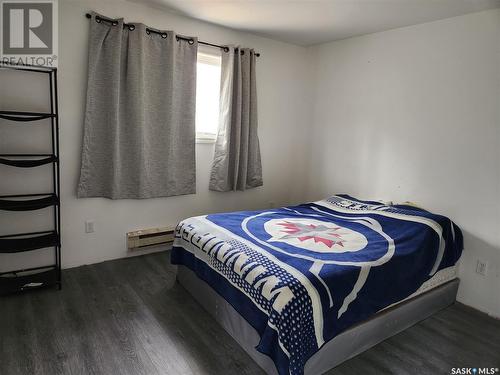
[127,226,175,250]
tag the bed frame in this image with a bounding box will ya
[177,265,459,375]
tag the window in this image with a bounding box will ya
[195,51,222,142]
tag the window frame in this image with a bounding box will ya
[195,49,222,144]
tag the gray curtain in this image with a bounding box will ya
[77,12,198,199]
[209,46,263,192]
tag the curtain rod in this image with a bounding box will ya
[85,13,260,57]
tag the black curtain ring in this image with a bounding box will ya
[188,39,194,45]
[146,29,151,35]
[112,21,118,26]
[96,17,102,23]
[161,33,167,39]
[128,25,135,31]
[175,35,179,41]
[223,46,229,53]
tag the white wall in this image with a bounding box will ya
[0,0,312,270]
[306,9,500,317]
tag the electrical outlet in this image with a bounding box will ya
[85,220,95,233]
[476,259,487,276]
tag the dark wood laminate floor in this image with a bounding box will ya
[1,252,499,375]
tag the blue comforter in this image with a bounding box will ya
[171,195,463,375]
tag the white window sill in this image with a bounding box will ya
[196,137,216,144]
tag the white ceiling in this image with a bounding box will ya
[138,0,500,46]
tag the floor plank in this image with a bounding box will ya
[1,251,499,375]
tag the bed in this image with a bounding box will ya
[171,195,463,375]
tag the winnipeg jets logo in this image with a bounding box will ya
[264,218,368,253]
[275,221,346,248]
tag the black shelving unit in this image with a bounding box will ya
[0,62,61,294]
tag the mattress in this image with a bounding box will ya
[171,195,463,375]
[381,264,457,311]
[177,265,459,375]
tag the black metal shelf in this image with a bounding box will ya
[0,62,61,295]
[0,110,55,122]
[0,61,56,73]
[0,266,59,295]
[0,154,57,168]
[0,193,59,211]
[0,264,57,276]
[0,231,60,253]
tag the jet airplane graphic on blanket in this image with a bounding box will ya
[274,221,346,248]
